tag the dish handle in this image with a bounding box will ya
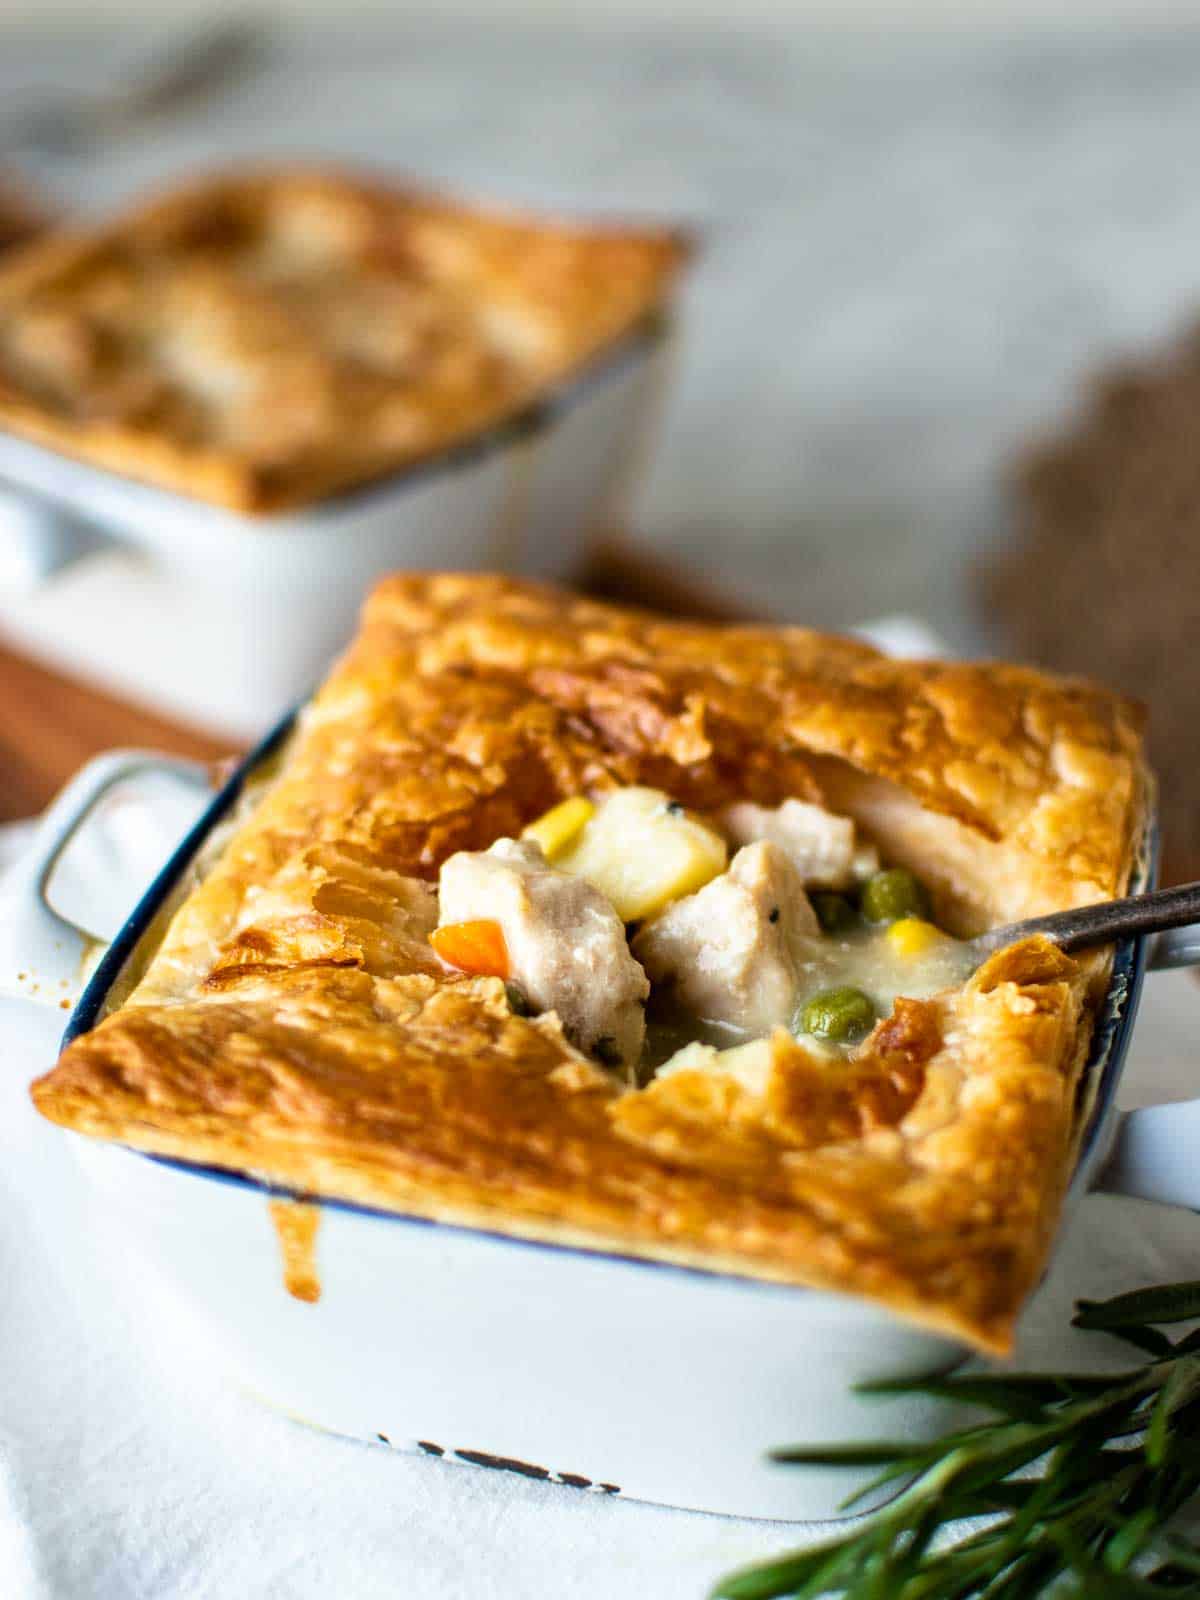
[1094,1100,1200,1213]
[1092,929,1200,1211]
[0,477,114,588]
[0,749,211,1005]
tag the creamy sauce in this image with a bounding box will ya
[268,1199,322,1303]
[789,925,974,1029]
[640,924,975,1077]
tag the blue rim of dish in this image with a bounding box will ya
[60,716,1154,1296]
[62,704,300,1051]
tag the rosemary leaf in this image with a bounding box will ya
[1073,1281,1200,1330]
[1146,1364,1200,1468]
[715,1541,854,1600]
[857,1370,1121,1419]
[1094,1324,1178,1359]
[1106,1508,1160,1573]
[711,1279,1200,1600]
[769,1443,930,1469]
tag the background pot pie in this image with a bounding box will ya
[31,576,1148,1353]
[0,169,687,512]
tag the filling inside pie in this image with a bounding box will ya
[430,785,977,1083]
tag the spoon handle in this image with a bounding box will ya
[973,881,1200,959]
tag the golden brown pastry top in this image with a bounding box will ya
[0,170,685,512]
[31,577,1148,1351]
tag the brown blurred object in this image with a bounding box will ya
[0,171,49,254]
[580,533,750,621]
[985,338,1200,886]
[0,539,747,822]
[0,168,687,514]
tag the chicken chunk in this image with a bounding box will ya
[437,838,649,1070]
[721,798,878,889]
[633,841,818,1033]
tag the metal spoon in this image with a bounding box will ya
[0,19,266,157]
[970,881,1200,971]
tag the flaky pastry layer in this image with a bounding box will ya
[31,577,1148,1351]
[0,170,685,511]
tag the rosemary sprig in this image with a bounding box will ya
[713,1281,1200,1600]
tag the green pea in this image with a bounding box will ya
[860,867,930,925]
[505,982,535,1018]
[801,986,877,1044]
[811,891,857,934]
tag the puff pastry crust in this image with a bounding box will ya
[0,170,685,511]
[31,577,1148,1351]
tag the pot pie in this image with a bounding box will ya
[31,576,1148,1353]
[0,169,686,512]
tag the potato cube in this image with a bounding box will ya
[555,787,727,921]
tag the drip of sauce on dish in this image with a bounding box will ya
[268,1198,322,1303]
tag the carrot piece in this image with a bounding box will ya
[429,920,510,978]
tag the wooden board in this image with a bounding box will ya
[0,638,237,823]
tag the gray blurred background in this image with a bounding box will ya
[4,4,1200,648]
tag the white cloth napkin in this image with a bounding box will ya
[1,669,1198,1599]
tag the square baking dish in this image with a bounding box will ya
[7,720,1198,1522]
[0,322,672,737]
[0,169,687,735]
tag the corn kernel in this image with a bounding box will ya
[521,796,595,861]
[886,917,941,959]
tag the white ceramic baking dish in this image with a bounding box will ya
[0,322,671,738]
[5,737,1200,1522]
